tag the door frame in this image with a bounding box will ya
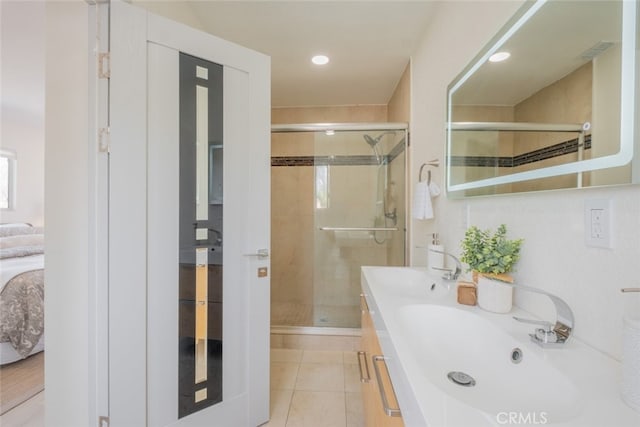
[107,1,271,425]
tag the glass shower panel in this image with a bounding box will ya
[313,130,405,328]
[270,126,406,329]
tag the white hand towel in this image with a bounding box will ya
[412,181,433,220]
[429,181,441,198]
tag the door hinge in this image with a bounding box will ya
[99,127,111,153]
[98,52,110,79]
[98,415,109,427]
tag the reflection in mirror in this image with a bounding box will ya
[179,53,223,418]
[446,0,638,197]
[209,145,223,204]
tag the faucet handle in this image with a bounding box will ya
[513,316,566,346]
[431,266,457,281]
[429,250,462,281]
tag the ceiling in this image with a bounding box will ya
[143,1,437,107]
[452,0,622,106]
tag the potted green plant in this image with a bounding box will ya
[460,224,523,313]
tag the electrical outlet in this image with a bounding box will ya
[585,199,612,248]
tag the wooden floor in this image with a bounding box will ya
[0,391,44,427]
[0,352,44,415]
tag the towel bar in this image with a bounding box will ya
[419,159,440,183]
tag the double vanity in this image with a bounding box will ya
[360,266,640,426]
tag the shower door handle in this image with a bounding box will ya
[243,248,269,259]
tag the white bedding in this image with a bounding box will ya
[0,231,45,363]
[0,254,44,292]
[0,334,44,365]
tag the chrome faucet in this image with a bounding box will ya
[208,228,223,246]
[429,249,462,281]
[506,283,574,348]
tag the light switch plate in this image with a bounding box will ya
[584,199,612,248]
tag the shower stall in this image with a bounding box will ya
[271,123,407,330]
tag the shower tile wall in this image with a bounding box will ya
[271,130,314,326]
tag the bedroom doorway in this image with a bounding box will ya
[0,0,46,422]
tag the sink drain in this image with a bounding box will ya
[447,371,476,387]
[511,347,523,364]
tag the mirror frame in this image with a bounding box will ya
[446,0,638,194]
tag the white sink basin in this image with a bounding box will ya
[396,304,580,423]
[362,267,451,300]
[361,266,640,427]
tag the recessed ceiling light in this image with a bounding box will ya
[489,51,510,63]
[311,55,330,65]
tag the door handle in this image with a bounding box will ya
[372,355,402,417]
[357,351,371,383]
[243,248,269,259]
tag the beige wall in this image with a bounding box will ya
[387,64,410,123]
[272,105,388,125]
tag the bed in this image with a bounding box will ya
[0,224,45,365]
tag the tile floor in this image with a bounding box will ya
[267,349,363,427]
[0,349,363,427]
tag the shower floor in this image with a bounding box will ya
[271,302,360,328]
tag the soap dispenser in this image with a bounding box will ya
[428,233,445,274]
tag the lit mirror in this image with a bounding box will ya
[446,0,638,197]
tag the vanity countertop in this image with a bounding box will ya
[361,266,640,427]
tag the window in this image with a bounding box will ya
[0,150,16,210]
[315,165,329,209]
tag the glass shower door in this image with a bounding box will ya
[312,129,406,328]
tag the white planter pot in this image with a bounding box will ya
[477,275,513,313]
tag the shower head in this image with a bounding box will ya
[363,131,396,148]
[364,134,380,148]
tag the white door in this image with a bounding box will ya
[107,1,270,426]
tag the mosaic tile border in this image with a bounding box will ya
[450,134,591,168]
[271,139,407,167]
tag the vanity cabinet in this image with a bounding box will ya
[359,293,404,427]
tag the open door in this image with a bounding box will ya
[105,1,270,425]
